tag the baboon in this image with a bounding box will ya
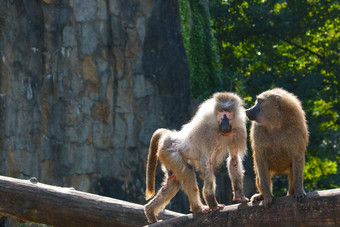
[246,88,309,207]
[144,92,249,223]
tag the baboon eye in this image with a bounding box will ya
[257,98,263,104]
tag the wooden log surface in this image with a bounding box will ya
[0,175,183,226]
[150,188,340,227]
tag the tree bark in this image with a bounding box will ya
[0,175,183,226]
[151,189,340,226]
[1,175,339,227]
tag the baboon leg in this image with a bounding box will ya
[287,168,295,196]
[255,174,261,194]
[180,165,209,214]
[159,150,208,214]
[227,155,249,202]
[253,171,273,199]
[252,174,264,202]
[269,171,274,193]
[202,172,225,211]
[144,172,181,224]
[251,153,273,206]
[292,154,306,200]
[202,173,217,208]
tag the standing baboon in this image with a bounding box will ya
[246,88,309,207]
[144,92,249,223]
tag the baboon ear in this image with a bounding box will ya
[275,95,281,108]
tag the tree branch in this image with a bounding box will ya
[151,189,340,226]
[271,33,325,59]
[0,175,183,226]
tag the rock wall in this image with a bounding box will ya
[0,0,190,206]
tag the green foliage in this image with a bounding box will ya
[179,0,222,99]
[304,156,338,190]
[206,0,339,191]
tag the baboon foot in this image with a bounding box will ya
[144,205,158,224]
[251,193,263,202]
[191,205,211,214]
[287,188,294,196]
[211,204,225,211]
[251,193,273,207]
[262,196,273,207]
[252,194,273,207]
[233,194,249,202]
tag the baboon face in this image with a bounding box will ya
[246,99,261,121]
[214,93,238,135]
[246,92,281,125]
[217,110,232,135]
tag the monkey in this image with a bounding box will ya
[144,92,249,223]
[246,88,309,207]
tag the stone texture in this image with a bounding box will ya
[92,119,112,149]
[133,74,153,98]
[83,56,99,83]
[0,0,191,214]
[91,102,111,124]
[112,114,127,148]
[78,23,99,55]
[73,0,97,22]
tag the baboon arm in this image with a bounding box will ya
[255,154,272,197]
[202,171,218,209]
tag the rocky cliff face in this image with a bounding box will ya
[0,0,190,206]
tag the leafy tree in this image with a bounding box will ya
[199,0,339,194]
[179,0,222,99]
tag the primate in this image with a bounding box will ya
[246,88,309,207]
[145,92,249,223]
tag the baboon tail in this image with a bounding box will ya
[145,128,167,200]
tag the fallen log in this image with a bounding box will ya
[0,175,183,226]
[150,188,340,226]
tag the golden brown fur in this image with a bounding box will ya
[246,88,309,207]
[144,92,249,223]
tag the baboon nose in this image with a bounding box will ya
[220,124,232,133]
[245,109,254,120]
[219,115,232,133]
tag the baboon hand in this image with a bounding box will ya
[293,189,306,201]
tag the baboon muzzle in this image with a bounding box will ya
[246,103,260,121]
[219,115,232,134]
